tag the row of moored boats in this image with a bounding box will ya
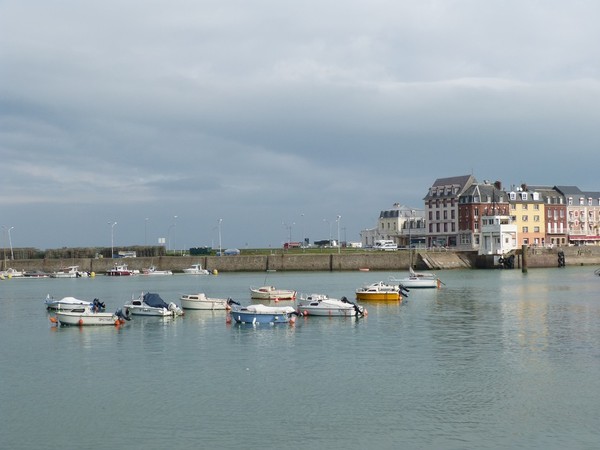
[1,263,216,279]
[45,268,443,327]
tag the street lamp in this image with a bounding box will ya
[109,222,117,258]
[145,218,149,246]
[167,216,178,252]
[8,226,14,260]
[336,215,341,254]
[323,218,332,246]
[218,218,223,256]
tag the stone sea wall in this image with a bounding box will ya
[4,246,600,273]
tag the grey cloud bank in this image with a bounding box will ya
[2,1,600,250]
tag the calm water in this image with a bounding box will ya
[1,268,600,449]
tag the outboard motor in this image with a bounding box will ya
[115,308,132,321]
[227,298,241,306]
[399,285,410,297]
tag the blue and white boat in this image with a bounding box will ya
[229,304,297,325]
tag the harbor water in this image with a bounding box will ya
[1,267,600,449]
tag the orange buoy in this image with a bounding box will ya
[303,310,308,316]
[289,316,296,325]
[226,314,232,324]
[78,319,84,326]
[364,309,368,316]
[49,316,58,324]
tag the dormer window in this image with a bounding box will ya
[509,192,516,201]
[521,192,528,201]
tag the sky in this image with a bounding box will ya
[2,1,600,251]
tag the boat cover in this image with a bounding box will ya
[143,293,169,309]
[244,304,296,314]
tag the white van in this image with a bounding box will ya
[373,240,398,251]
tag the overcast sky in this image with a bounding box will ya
[2,1,600,251]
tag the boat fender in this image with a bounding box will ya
[78,319,84,326]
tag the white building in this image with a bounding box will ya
[479,214,518,255]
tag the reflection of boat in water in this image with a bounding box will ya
[229,304,297,324]
[297,294,365,317]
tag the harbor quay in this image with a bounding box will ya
[2,247,600,274]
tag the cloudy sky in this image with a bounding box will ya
[2,1,600,251]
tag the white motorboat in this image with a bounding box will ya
[51,305,130,326]
[123,292,183,316]
[45,295,105,312]
[182,264,210,275]
[297,294,365,317]
[180,293,236,310]
[0,268,24,278]
[249,286,296,300]
[229,304,298,324]
[389,267,442,289]
[50,265,90,278]
[142,266,173,276]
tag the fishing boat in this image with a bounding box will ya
[180,293,237,310]
[229,303,297,325]
[297,294,365,317]
[106,263,133,276]
[182,264,210,275]
[51,306,130,326]
[45,295,105,312]
[355,281,408,301]
[389,267,442,289]
[123,292,183,316]
[249,286,297,300]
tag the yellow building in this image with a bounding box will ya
[509,186,546,247]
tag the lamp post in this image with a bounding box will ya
[167,216,177,252]
[323,218,332,247]
[301,213,305,250]
[109,222,117,258]
[336,215,341,254]
[145,218,149,246]
[218,218,223,256]
[8,226,14,260]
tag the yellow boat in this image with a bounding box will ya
[355,281,403,301]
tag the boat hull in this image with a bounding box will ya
[355,292,400,301]
[180,295,229,310]
[297,306,359,317]
[230,305,296,324]
[123,306,175,316]
[55,311,120,326]
[393,278,440,288]
[249,287,296,300]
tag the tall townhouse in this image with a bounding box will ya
[457,181,510,252]
[508,184,546,246]
[528,185,568,247]
[424,175,476,248]
[555,186,600,245]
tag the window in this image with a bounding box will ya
[510,192,516,200]
[523,226,529,233]
[451,210,455,219]
[534,215,539,222]
[521,192,528,201]
[522,204,528,210]
[534,204,539,210]
[589,198,593,206]
[534,227,540,232]
[579,197,584,206]
[522,215,528,222]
